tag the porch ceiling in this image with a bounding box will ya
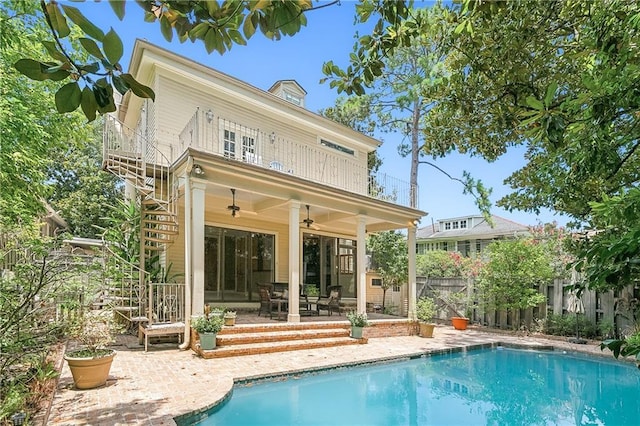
[176,150,426,234]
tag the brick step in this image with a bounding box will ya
[198,336,366,359]
[217,321,349,335]
[217,328,349,346]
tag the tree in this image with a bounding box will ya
[367,231,407,312]
[1,1,92,227]
[476,239,553,315]
[416,250,483,279]
[323,5,492,217]
[14,0,336,122]
[46,126,121,238]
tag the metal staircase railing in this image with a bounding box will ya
[102,114,182,329]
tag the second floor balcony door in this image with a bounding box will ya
[221,125,257,163]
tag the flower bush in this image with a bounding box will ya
[191,314,224,334]
[416,297,437,323]
[346,311,370,327]
[66,310,122,358]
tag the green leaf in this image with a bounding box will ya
[46,2,71,38]
[120,74,155,100]
[41,41,67,62]
[103,28,124,65]
[243,13,257,39]
[80,86,98,122]
[525,95,544,111]
[108,0,126,20]
[61,5,105,41]
[55,82,82,113]
[78,62,100,74]
[204,28,216,54]
[14,58,50,81]
[112,74,130,96]
[93,83,116,113]
[79,38,105,60]
[544,82,558,107]
[228,29,246,46]
[14,59,69,81]
[160,15,173,42]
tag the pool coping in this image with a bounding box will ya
[174,339,623,425]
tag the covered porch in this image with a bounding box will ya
[173,148,425,325]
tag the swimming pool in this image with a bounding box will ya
[185,347,640,425]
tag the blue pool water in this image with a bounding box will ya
[191,348,640,425]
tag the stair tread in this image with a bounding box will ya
[199,336,364,358]
[217,328,349,345]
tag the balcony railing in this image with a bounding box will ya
[177,108,417,208]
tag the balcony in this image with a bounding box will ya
[178,109,417,209]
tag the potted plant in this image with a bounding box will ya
[223,310,237,326]
[346,311,370,339]
[416,297,437,338]
[192,313,224,350]
[64,310,121,389]
[445,292,471,331]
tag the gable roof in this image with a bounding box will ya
[268,80,307,95]
[124,40,381,151]
[416,215,529,240]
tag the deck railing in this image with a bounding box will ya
[178,109,418,208]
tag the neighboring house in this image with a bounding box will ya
[416,215,529,257]
[103,40,425,325]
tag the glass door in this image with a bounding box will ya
[205,226,274,302]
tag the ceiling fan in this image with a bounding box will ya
[302,205,320,229]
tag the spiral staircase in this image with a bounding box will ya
[101,114,181,329]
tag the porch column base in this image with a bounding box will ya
[287,314,301,323]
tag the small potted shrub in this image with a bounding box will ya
[223,310,237,326]
[192,313,224,350]
[64,310,122,389]
[346,311,370,339]
[416,297,437,338]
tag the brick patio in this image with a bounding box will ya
[46,322,616,425]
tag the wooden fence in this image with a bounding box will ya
[417,276,639,336]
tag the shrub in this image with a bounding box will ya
[346,311,370,327]
[416,297,437,322]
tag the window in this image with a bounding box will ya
[372,278,382,287]
[417,243,427,255]
[441,242,448,251]
[241,135,255,162]
[444,222,451,230]
[284,91,302,106]
[452,221,459,229]
[460,220,467,229]
[223,129,236,158]
[320,138,355,156]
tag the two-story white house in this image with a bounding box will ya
[416,215,529,257]
[103,40,425,333]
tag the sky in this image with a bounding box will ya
[78,1,568,228]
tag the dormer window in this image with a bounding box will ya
[460,220,467,229]
[444,222,451,230]
[452,221,459,229]
[284,91,302,106]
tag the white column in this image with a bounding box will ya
[191,182,206,315]
[407,224,417,320]
[182,175,192,330]
[357,216,367,313]
[287,201,301,322]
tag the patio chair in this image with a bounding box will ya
[317,285,342,316]
[257,283,278,318]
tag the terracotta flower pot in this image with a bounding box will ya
[451,317,469,330]
[64,350,116,389]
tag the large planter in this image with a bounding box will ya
[199,332,217,350]
[451,317,469,330]
[64,350,116,389]
[350,326,364,339]
[418,322,435,338]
